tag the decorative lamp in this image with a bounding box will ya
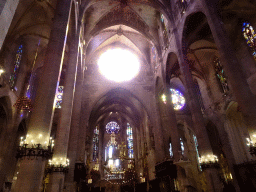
[199,154,219,170]
[13,96,32,111]
[46,158,70,173]
[247,137,256,156]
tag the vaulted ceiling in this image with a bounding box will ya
[82,0,165,133]
[83,0,168,63]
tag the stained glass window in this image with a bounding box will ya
[169,143,173,158]
[151,46,159,72]
[160,14,164,23]
[170,88,186,110]
[214,57,229,94]
[127,123,134,158]
[160,14,168,47]
[106,121,120,134]
[9,45,23,89]
[93,126,99,162]
[108,146,113,159]
[55,86,64,108]
[180,138,185,155]
[161,94,167,104]
[151,46,157,65]
[193,135,201,170]
[242,22,256,61]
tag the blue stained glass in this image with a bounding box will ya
[160,14,168,44]
[56,100,62,108]
[57,95,62,99]
[170,89,186,110]
[55,86,64,108]
[160,14,164,23]
[127,123,134,158]
[93,126,99,161]
[128,149,133,158]
[243,22,256,61]
[58,86,64,93]
[180,138,184,155]
[9,45,23,88]
[193,135,201,170]
[106,121,120,134]
[169,143,173,158]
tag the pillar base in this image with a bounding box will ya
[234,161,256,191]
[12,158,45,192]
[46,172,65,192]
[155,160,177,178]
[204,167,223,192]
[154,160,179,192]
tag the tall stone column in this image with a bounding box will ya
[157,85,181,161]
[164,8,222,191]
[158,98,171,159]
[164,87,181,162]
[178,45,222,192]
[201,0,256,138]
[151,98,166,164]
[47,24,80,192]
[12,0,72,191]
[179,49,213,155]
[64,52,83,191]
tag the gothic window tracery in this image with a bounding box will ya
[170,88,186,110]
[160,14,169,47]
[9,45,23,89]
[93,126,99,162]
[169,142,174,158]
[214,57,229,94]
[106,121,120,134]
[193,135,201,170]
[151,46,157,71]
[55,86,64,108]
[180,138,185,155]
[242,22,256,61]
[127,123,134,158]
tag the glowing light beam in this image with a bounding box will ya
[98,48,140,82]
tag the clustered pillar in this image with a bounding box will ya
[13,0,73,191]
[178,46,222,192]
[165,6,223,192]
[165,87,181,162]
[46,23,81,192]
[201,0,256,140]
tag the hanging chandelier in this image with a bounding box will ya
[13,96,32,111]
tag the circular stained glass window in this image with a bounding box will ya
[98,48,140,82]
[170,89,185,110]
[106,121,120,134]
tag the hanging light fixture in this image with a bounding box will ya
[13,96,33,111]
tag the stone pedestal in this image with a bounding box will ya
[12,158,45,192]
[46,172,65,192]
[234,161,256,191]
[204,168,223,192]
[155,160,178,192]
